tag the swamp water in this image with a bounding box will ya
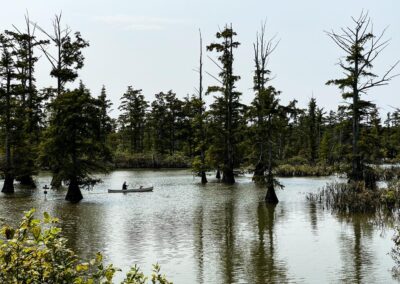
[0,170,397,283]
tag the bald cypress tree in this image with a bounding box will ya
[41,83,110,203]
[118,86,148,154]
[327,12,398,183]
[207,25,241,184]
[251,23,278,183]
[6,15,48,187]
[0,33,17,193]
[98,85,113,144]
[248,23,285,203]
[306,98,322,165]
[34,14,89,187]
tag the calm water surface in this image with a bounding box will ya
[0,170,397,283]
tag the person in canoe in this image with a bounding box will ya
[122,181,128,190]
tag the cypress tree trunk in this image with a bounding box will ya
[265,185,279,204]
[51,172,62,188]
[2,124,13,193]
[350,66,363,181]
[18,175,36,187]
[253,159,265,183]
[216,167,221,179]
[265,171,278,204]
[65,177,83,203]
[222,166,235,184]
[2,174,14,193]
[2,69,14,194]
[264,141,278,203]
[201,171,207,184]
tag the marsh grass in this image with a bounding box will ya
[307,181,380,213]
[275,164,335,177]
[308,179,400,214]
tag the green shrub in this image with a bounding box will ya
[275,164,334,177]
[113,152,190,169]
[0,209,172,284]
[381,180,400,210]
[285,156,308,166]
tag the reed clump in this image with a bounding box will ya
[308,179,400,213]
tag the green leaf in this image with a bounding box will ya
[76,263,89,272]
[43,212,51,223]
[31,226,41,240]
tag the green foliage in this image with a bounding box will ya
[113,152,190,169]
[275,164,334,177]
[326,12,397,183]
[305,98,323,164]
[148,91,186,155]
[4,23,49,186]
[191,155,208,174]
[207,25,242,183]
[98,85,114,145]
[118,86,148,154]
[40,83,111,201]
[0,209,172,284]
[380,179,400,209]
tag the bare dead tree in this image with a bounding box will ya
[253,22,279,180]
[31,13,89,97]
[253,21,279,93]
[198,30,208,183]
[251,21,281,203]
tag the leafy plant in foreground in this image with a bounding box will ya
[0,209,172,284]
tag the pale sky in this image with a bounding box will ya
[1,0,399,117]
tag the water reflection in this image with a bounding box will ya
[309,201,318,233]
[194,207,205,284]
[336,214,377,283]
[250,202,288,283]
[0,171,397,283]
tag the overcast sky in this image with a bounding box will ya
[1,0,399,117]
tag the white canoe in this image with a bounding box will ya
[108,186,153,193]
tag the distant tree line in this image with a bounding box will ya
[0,12,398,203]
